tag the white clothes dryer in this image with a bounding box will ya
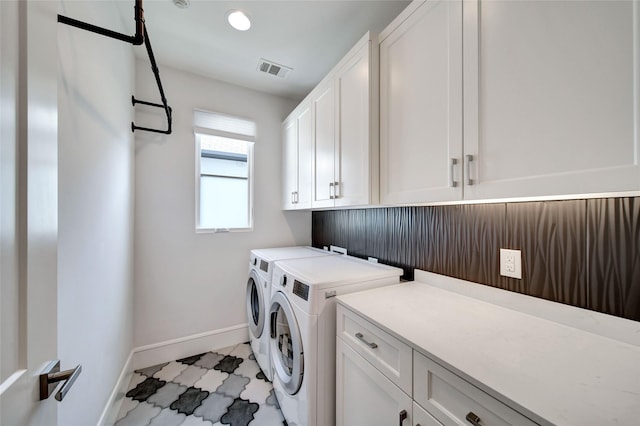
[247,246,336,382]
[268,255,403,426]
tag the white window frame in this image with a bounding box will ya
[194,114,256,233]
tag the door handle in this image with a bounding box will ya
[355,332,378,349]
[450,158,458,188]
[465,154,474,186]
[40,360,82,401]
[399,409,408,425]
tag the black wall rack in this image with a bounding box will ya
[58,0,172,134]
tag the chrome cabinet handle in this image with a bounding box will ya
[329,182,335,199]
[355,332,378,349]
[399,409,407,425]
[333,181,340,199]
[465,154,474,186]
[291,192,295,204]
[40,360,82,402]
[466,411,481,426]
[450,158,458,188]
[294,191,299,203]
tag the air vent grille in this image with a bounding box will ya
[257,58,292,79]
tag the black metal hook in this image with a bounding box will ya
[58,0,172,135]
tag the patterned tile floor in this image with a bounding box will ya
[115,343,286,426]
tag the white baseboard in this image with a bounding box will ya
[131,323,249,372]
[97,351,134,426]
[98,324,249,425]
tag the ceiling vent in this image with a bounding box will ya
[257,58,292,79]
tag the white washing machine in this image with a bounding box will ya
[247,246,336,382]
[268,255,403,426]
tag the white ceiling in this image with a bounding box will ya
[118,0,410,101]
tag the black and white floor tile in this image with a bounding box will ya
[115,343,286,426]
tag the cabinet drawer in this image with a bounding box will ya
[413,352,538,426]
[337,305,412,394]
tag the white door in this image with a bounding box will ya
[282,118,298,210]
[463,0,640,199]
[296,104,313,209]
[413,402,443,426]
[269,292,304,395]
[379,0,463,204]
[335,40,373,207]
[1,1,60,425]
[336,338,413,426]
[312,82,336,208]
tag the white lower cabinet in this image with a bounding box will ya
[337,305,538,426]
[336,338,413,426]
[413,402,442,426]
[413,352,537,426]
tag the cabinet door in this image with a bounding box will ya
[463,0,640,199]
[312,82,336,208]
[380,0,463,204]
[297,105,313,208]
[335,40,376,207]
[413,402,443,426]
[282,118,298,210]
[336,337,413,426]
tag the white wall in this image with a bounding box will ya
[134,63,309,347]
[57,1,135,424]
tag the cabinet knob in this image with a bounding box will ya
[466,411,481,426]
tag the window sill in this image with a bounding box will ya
[196,227,253,234]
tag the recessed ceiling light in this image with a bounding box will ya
[173,0,190,9]
[226,10,251,31]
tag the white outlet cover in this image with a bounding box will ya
[500,248,522,279]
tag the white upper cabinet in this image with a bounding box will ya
[282,101,312,210]
[334,38,379,207]
[283,118,298,210]
[463,0,640,199]
[312,32,380,209]
[312,81,337,208]
[283,32,379,210]
[380,0,463,204]
[297,105,313,208]
[380,0,640,204]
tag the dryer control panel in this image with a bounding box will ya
[293,280,309,301]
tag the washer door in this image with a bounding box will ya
[269,291,304,395]
[246,269,265,339]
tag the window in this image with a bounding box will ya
[195,110,255,232]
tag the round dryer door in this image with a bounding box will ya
[246,269,265,339]
[269,291,303,395]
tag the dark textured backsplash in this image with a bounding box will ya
[312,197,640,322]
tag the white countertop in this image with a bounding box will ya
[336,270,640,426]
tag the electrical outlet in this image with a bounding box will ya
[500,248,522,279]
[330,245,347,255]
